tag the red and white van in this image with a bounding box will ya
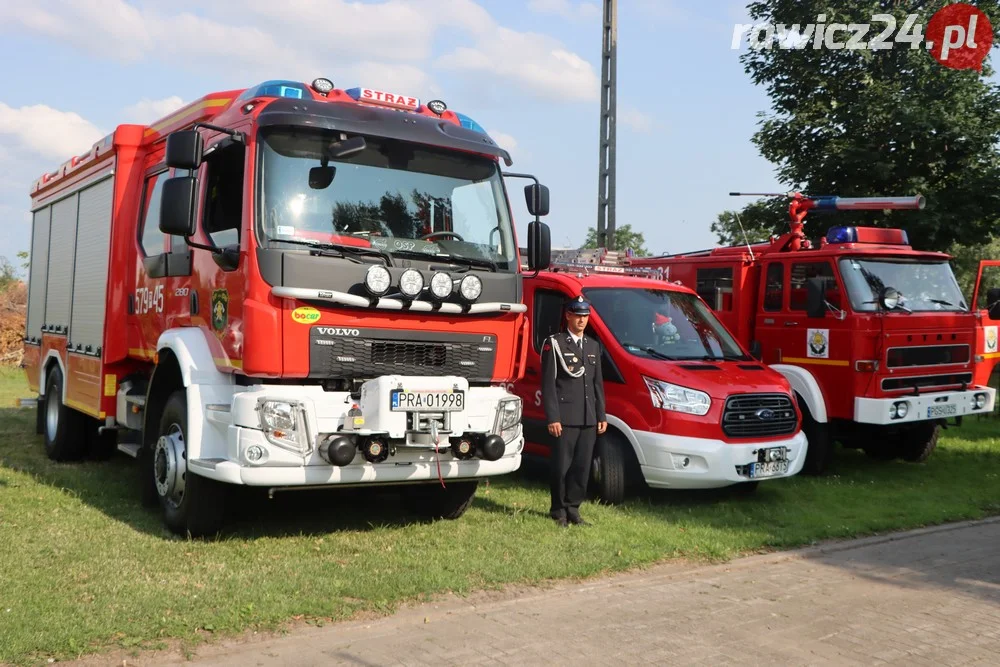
[507,261,808,502]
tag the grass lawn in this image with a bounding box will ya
[1,366,999,665]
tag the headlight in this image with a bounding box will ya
[975,393,987,409]
[459,274,483,302]
[257,399,312,455]
[493,397,522,442]
[430,272,453,300]
[643,377,711,416]
[365,265,391,297]
[399,269,424,298]
[891,401,909,419]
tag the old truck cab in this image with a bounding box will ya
[509,255,807,502]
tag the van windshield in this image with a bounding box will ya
[583,288,748,361]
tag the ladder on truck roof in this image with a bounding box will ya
[547,248,666,279]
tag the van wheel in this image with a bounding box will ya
[896,422,940,463]
[405,481,479,519]
[799,401,833,476]
[591,433,629,504]
[43,367,86,461]
[155,390,227,537]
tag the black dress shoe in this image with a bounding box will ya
[568,515,590,526]
[554,516,568,528]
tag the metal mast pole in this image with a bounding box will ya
[597,0,617,249]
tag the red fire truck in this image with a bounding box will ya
[972,260,1000,390]
[630,194,996,474]
[21,77,552,536]
[506,250,807,502]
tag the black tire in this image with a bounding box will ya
[406,480,479,520]
[896,422,940,463]
[42,367,86,462]
[800,401,833,476]
[590,433,629,504]
[155,390,227,537]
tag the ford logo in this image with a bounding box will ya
[756,408,776,420]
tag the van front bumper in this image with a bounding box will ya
[632,429,807,489]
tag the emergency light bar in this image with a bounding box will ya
[826,226,910,245]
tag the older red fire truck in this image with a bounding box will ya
[630,194,996,474]
[21,78,551,536]
[508,250,807,502]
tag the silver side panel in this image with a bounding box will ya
[44,194,79,329]
[25,208,52,340]
[70,176,114,353]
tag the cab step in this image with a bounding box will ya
[117,443,141,458]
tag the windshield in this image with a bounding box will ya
[583,287,748,361]
[838,258,968,312]
[256,127,517,271]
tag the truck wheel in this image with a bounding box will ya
[154,390,227,537]
[43,367,86,462]
[800,402,833,476]
[406,481,479,520]
[896,422,940,463]
[591,433,628,504]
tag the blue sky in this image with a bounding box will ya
[0,0,780,268]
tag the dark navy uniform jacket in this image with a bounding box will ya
[541,331,607,427]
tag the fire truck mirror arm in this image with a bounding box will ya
[769,364,828,424]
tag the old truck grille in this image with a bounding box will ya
[310,327,497,382]
[886,344,969,368]
[722,394,797,438]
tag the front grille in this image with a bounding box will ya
[723,394,797,438]
[881,372,973,393]
[886,345,969,368]
[310,328,497,383]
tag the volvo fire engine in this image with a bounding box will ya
[629,193,996,474]
[21,77,552,536]
[508,249,807,501]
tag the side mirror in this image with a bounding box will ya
[806,277,826,318]
[309,166,336,189]
[524,184,550,217]
[988,288,1000,320]
[527,220,551,271]
[749,340,762,360]
[165,130,203,170]
[159,176,198,237]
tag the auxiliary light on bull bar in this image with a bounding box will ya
[365,265,391,297]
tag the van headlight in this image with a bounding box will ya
[493,397,522,443]
[257,399,312,455]
[643,377,711,416]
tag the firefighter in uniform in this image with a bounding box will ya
[541,296,607,527]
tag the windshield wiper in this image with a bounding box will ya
[620,343,677,361]
[421,254,498,273]
[270,238,393,266]
[699,354,750,362]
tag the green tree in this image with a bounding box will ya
[581,224,650,256]
[16,250,28,274]
[711,198,788,246]
[733,0,1000,250]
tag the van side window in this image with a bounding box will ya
[696,267,734,311]
[763,263,784,311]
[533,289,567,352]
[202,142,245,249]
[790,261,838,311]
[138,171,167,257]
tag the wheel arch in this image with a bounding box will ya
[770,364,828,423]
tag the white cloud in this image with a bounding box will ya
[619,106,654,134]
[486,130,518,151]
[528,0,601,20]
[0,0,597,105]
[122,96,186,125]
[0,103,104,160]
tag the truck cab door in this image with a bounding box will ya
[972,260,1000,387]
[517,283,571,457]
[131,166,194,361]
[752,261,788,364]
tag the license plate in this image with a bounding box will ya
[390,389,465,412]
[749,461,789,478]
[927,403,957,418]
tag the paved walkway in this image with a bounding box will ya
[146,518,1000,665]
